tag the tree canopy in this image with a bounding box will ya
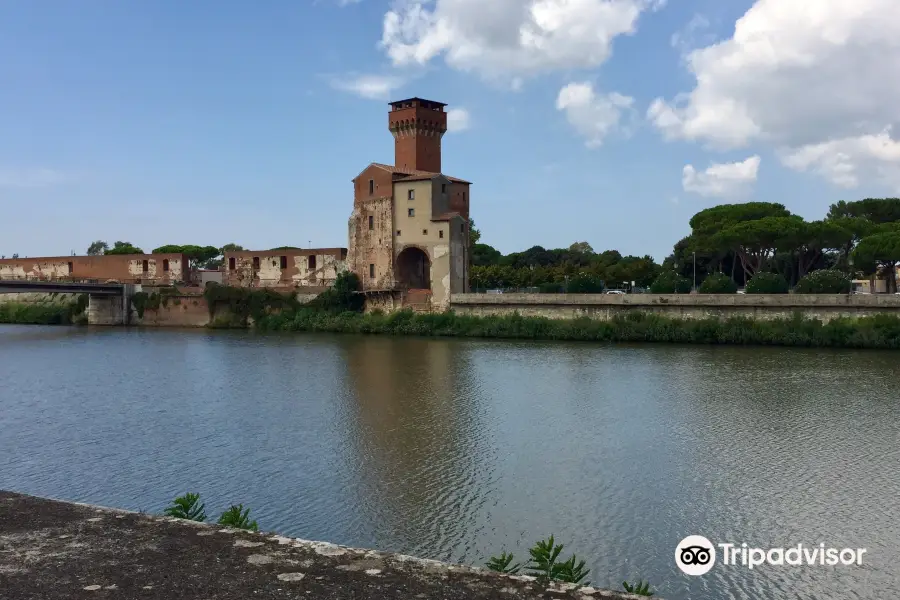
[105,241,144,255]
[86,241,108,256]
[152,244,220,269]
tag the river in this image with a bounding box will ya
[1,325,897,599]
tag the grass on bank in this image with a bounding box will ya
[253,308,900,349]
[0,295,88,325]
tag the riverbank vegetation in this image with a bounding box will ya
[255,309,900,349]
[0,294,88,325]
[470,198,900,293]
[164,492,258,531]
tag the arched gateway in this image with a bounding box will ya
[396,247,430,290]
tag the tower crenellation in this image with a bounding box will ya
[388,98,448,173]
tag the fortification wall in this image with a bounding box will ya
[450,293,900,322]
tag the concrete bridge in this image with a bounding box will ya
[0,279,136,325]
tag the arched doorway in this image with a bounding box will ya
[396,247,431,290]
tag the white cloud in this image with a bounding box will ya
[556,82,635,148]
[380,0,665,82]
[670,14,711,56]
[682,155,760,198]
[0,168,68,188]
[330,73,405,99]
[780,129,900,189]
[648,0,900,189]
[446,108,470,132]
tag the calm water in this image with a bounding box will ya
[1,325,898,599]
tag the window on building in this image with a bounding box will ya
[67,262,74,274]
[280,256,288,269]
[229,257,236,270]
[308,255,316,270]
[439,230,444,239]
[368,215,374,230]
[142,260,149,273]
[461,223,466,233]
[422,229,428,235]
[369,264,375,279]
[441,183,447,193]
[408,189,415,200]
[368,179,374,195]
[396,230,401,237]
[408,208,415,217]
[463,191,467,203]
[272,260,277,267]
[252,256,260,270]
[163,259,170,272]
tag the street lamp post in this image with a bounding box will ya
[692,252,697,292]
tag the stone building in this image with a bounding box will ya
[223,248,347,289]
[0,253,188,285]
[347,97,471,311]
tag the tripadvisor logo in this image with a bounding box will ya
[675,535,867,575]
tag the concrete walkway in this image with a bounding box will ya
[0,491,649,599]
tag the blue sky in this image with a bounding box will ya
[1,0,898,261]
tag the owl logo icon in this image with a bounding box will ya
[676,535,716,575]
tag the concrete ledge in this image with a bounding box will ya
[452,293,900,308]
[0,491,649,600]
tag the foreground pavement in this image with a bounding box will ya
[0,491,651,599]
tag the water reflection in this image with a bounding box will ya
[1,326,898,600]
[337,336,493,562]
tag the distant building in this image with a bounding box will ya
[222,248,347,289]
[0,253,188,285]
[347,97,471,311]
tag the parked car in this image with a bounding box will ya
[605,290,626,295]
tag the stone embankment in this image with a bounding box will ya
[0,491,650,600]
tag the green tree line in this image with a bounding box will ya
[471,197,900,293]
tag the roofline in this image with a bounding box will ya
[388,97,448,107]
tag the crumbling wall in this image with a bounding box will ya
[223,250,347,288]
[348,197,395,291]
[0,254,187,284]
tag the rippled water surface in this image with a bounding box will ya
[1,325,898,599]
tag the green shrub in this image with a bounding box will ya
[304,272,364,313]
[623,580,654,596]
[486,552,521,574]
[795,269,851,294]
[203,284,300,326]
[0,295,88,325]
[164,492,206,522]
[254,309,900,349]
[698,272,738,294]
[650,271,692,294]
[745,273,789,294]
[565,274,604,294]
[218,504,258,531]
[486,536,589,585]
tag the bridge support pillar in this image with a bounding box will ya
[87,285,135,326]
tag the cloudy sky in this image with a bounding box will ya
[1,0,898,260]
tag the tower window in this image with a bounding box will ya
[368,179,374,195]
[408,189,415,200]
[163,259,170,272]
[142,260,149,273]
[408,208,415,217]
[422,229,428,235]
[439,230,444,239]
[396,230,401,237]
[369,264,375,279]
[308,255,316,270]
[229,257,236,270]
[252,256,260,269]
[463,191,467,202]
[280,256,288,269]
[368,215,374,230]
[441,183,447,193]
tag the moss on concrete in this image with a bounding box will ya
[0,491,649,600]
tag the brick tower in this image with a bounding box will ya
[388,98,448,173]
